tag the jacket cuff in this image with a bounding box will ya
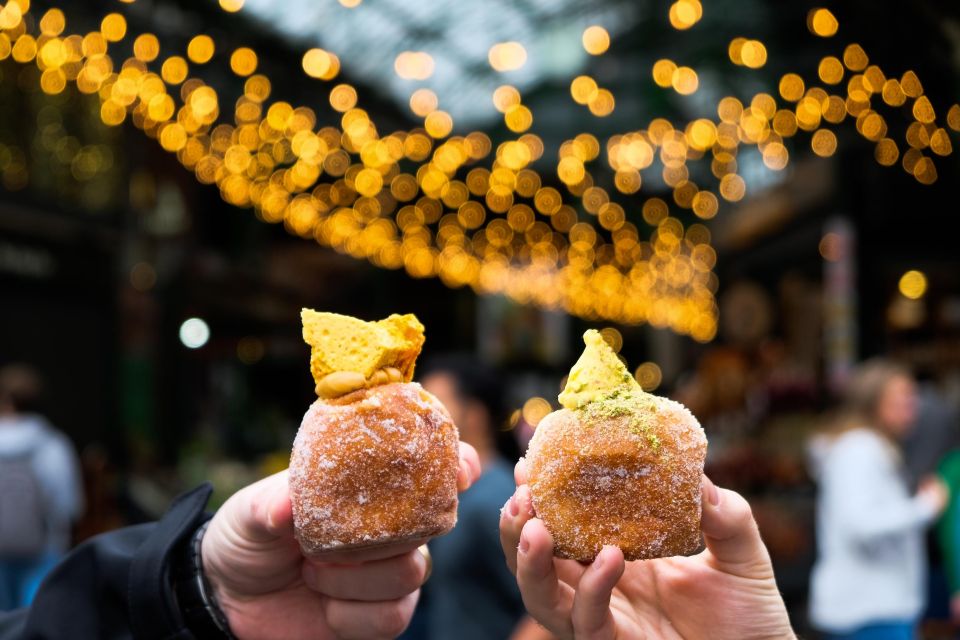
[128,483,214,640]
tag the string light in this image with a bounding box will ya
[671,66,699,94]
[635,362,662,391]
[898,270,927,299]
[570,75,598,104]
[229,47,257,76]
[740,40,768,68]
[807,8,839,37]
[2,0,955,341]
[668,0,702,30]
[582,26,610,55]
[218,0,244,13]
[187,35,215,64]
[409,88,438,117]
[394,51,434,80]
[488,42,526,72]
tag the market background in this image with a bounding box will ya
[2,0,959,634]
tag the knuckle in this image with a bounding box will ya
[374,601,411,637]
[730,494,756,527]
[393,553,425,593]
[323,599,347,633]
[247,491,267,528]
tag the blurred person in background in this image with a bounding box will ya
[902,376,960,486]
[0,364,84,610]
[901,373,960,626]
[808,359,948,640]
[416,354,527,640]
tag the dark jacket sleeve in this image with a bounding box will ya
[0,484,213,640]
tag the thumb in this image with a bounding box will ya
[699,475,774,578]
[223,469,295,543]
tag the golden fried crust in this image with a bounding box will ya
[289,382,459,555]
[526,397,707,561]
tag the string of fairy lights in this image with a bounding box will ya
[1,0,958,346]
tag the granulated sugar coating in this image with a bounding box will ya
[526,392,707,561]
[289,381,459,555]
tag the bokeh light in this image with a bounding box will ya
[582,26,610,55]
[187,35,215,64]
[807,8,839,37]
[5,0,942,337]
[635,362,663,392]
[488,42,527,72]
[599,327,624,352]
[179,318,210,349]
[898,270,927,299]
[522,397,553,427]
[394,51,435,80]
[669,0,703,30]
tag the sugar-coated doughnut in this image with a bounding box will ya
[526,394,707,561]
[525,329,708,561]
[290,382,459,555]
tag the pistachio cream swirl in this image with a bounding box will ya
[558,329,661,450]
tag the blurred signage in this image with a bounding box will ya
[823,217,856,392]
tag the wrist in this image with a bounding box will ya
[173,519,237,639]
[200,532,246,634]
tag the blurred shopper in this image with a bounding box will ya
[0,364,84,611]
[418,354,527,640]
[903,379,960,485]
[808,359,948,640]
[905,380,960,624]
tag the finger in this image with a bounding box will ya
[515,457,530,485]
[571,545,624,639]
[230,469,295,543]
[700,475,773,576]
[458,441,482,492]
[516,518,575,638]
[303,548,427,601]
[324,590,420,640]
[501,485,589,586]
[500,484,535,575]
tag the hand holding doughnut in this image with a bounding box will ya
[499,461,796,640]
[202,445,479,640]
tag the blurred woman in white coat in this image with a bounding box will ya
[810,359,948,640]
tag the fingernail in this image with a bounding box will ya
[508,495,519,518]
[593,549,605,570]
[519,531,530,555]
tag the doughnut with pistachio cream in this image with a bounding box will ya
[524,330,707,561]
[289,309,460,555]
